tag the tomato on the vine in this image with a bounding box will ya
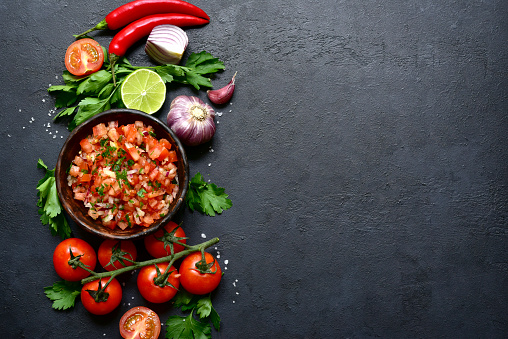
[98,239,137,271]
[137,262,180,303]
[81,277,122,315]
[53,238,97,281]
[119,306,161,339]
[64,38,104,76]
[179,252,222,295]
[144,221,187,258]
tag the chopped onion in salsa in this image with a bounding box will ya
[67,120,179,230]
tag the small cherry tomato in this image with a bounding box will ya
[179,252,222,295]
[144,221,187,258]
[81,277,122,315]
[137,263,180,303]
[119,306,161,339]
[64,38,104,76]
[98,239,137,271]
[53,238,97,281]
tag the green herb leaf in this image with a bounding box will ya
[47,85,79,108]
[185,51,225,75]
[44,280,81,310]
[37,159,71,239]
[186,172,232,216]
[53,106,77,120]
[76,70,112,95]
[165,311,211,339]
[71,97,111,130]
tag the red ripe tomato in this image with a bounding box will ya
[64,38,104,76]
[119,306,161,339]
[137,263,180,303]
[98,239,137,271]
[179,252,222,295]
[144,221,187,258]
[81,277,122,315]
[53,238,97,281]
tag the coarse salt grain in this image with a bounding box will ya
[224,260,229,265]
[201,233,206,238]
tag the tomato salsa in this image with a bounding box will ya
[67,120,179,230]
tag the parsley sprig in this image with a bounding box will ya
[186,172,232,216]
[48,49,225,130]
[37,159,71,239]
[167,290,221,338]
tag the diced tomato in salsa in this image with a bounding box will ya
[67,121,179,230]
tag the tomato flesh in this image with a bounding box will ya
[119,306,161,339]
[65,38,104,76]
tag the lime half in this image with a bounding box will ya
[121,69,166,114]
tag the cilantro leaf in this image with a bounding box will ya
[76,70,112,95]
[44,280,81,310]
[186,173,232,216]
[185,51,225,75]
[47,85,79,108]
[173,289,198,311]
[70,97,111,130]
[37,159,72,239]
[166,311,211,339]
[196,295,221,331]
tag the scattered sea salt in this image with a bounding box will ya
[208,163,211,167]
[224,260,229,265]
[201,233,206,238]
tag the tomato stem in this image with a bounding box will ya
[80,237,220,285]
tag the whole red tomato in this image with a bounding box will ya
[144,221,187,258]
[53,238,97,281]
[119,306,161,339]
[179,252,222,295]
[98,239,137,271]
[137,263,180,303]
[81,277,122,315]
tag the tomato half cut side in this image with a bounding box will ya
[64,38,104,76]
[119,306,161,339]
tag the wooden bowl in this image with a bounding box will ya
[55,109,189,240]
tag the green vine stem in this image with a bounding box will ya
[80,237,219,285]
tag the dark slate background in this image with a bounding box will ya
[1,0,507,338]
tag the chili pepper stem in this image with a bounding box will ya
[74,19,109,39]
[80,237,220,285]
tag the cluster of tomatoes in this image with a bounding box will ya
[52,221,222,316]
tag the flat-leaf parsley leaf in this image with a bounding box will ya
[37,159,71,239]
[186,172,232,217]
[44,280,82,310]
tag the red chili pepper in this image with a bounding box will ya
[109,13,208,57]
[75,0,209,38]
[106,0,209,29]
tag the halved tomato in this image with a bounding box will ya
[119,306,161,339]
[64,38,104,76]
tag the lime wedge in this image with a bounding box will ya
[121,69,166,114]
